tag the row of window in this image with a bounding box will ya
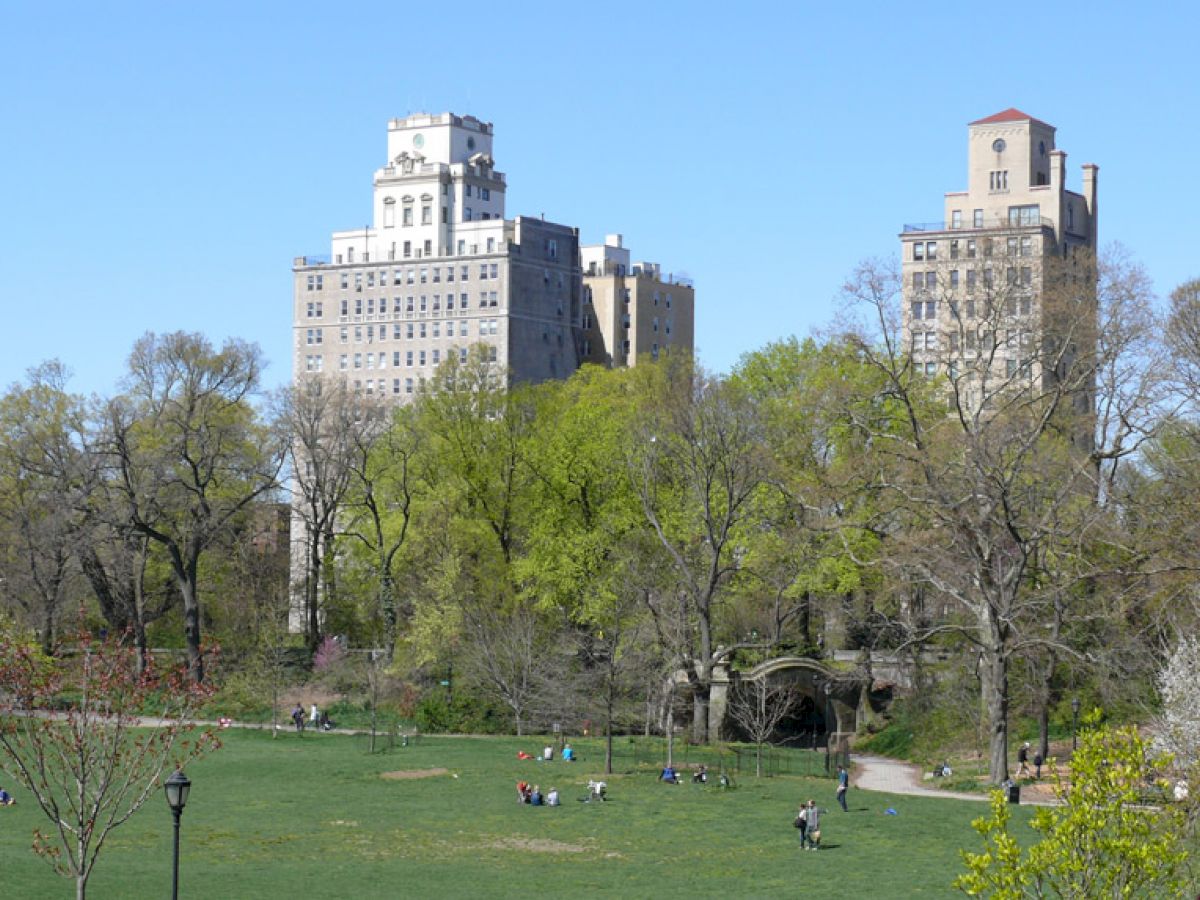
[335,232,503,265]
[339,345,498,374]
[913,358,1034,380]
[913,235,1036,262]
[911,266,1033,292]
[911,327,1033,353]
[327,292,502,318]
[910,294,1034,321]
[381,202,497,229]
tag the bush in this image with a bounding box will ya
[414,693,510,734]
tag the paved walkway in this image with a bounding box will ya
[851,754,1057,806]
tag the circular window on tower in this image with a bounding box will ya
[413,133,425,149]
[467,136,476,151]
[992,138,1006,153]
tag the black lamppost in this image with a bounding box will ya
[1071,697,1081,752]
[164,770,191,900]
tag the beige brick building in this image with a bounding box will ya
[579,235,695,367]
[900,109,1098,410]
[293,113,582,397]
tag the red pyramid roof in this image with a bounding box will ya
[970,108,1051,128]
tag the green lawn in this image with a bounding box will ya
[0,730,1038,898]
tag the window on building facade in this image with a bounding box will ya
[967,239,977,259]
[951,210,963,229]
[973,209,984,228]
[914,242,924,261]
[925,271,937,290]
[926,242,937,260]
[403,205,413,226]
[1008,205,1039,226]
[949,270,959,289]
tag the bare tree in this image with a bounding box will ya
[727,677,800,777]
[840,247,1163,783]
[457,598,551,736]
[277,375,378,651]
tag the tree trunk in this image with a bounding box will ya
[980,634,1010,785]
[1038,701,1050,762]
[178,564,204,684]
[691,688,709,744]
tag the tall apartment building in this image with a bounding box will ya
[580,235,695,366]
[900,109,1098,410]
[293,113,582,398]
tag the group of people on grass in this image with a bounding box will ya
[518,743,575,762]
[290,703,335,733]
[516,781,561,806]
[658,763,709,785]
[792,765,849,850]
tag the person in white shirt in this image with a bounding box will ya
[546,788,560,806]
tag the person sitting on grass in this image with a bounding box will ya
[517,750,534,760]
[692,764,708,784]
[561,744,575,762]
[516,781,531,804]
[659,764,679,784]
[585,779,607,802]
[546,787,560,807]
[530,785,543,806]
[0,786,15,806]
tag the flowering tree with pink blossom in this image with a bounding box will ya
[0,630,220,900]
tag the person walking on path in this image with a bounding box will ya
[291,703,305,732]
[794,802,808,848]
[309,703,320,731]
[1017,742,1031,777]
[836,765,849,811]
[803,800,824,850]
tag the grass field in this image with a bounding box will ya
[0,729,1039,898]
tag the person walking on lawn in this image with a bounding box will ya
[836,765,849,811]
[803,800,824,850]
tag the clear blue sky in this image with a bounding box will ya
[3,2,1197,396]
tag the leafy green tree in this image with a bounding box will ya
[100,332,284,682]
[630,356,770,742]
[955,719,1192,898]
